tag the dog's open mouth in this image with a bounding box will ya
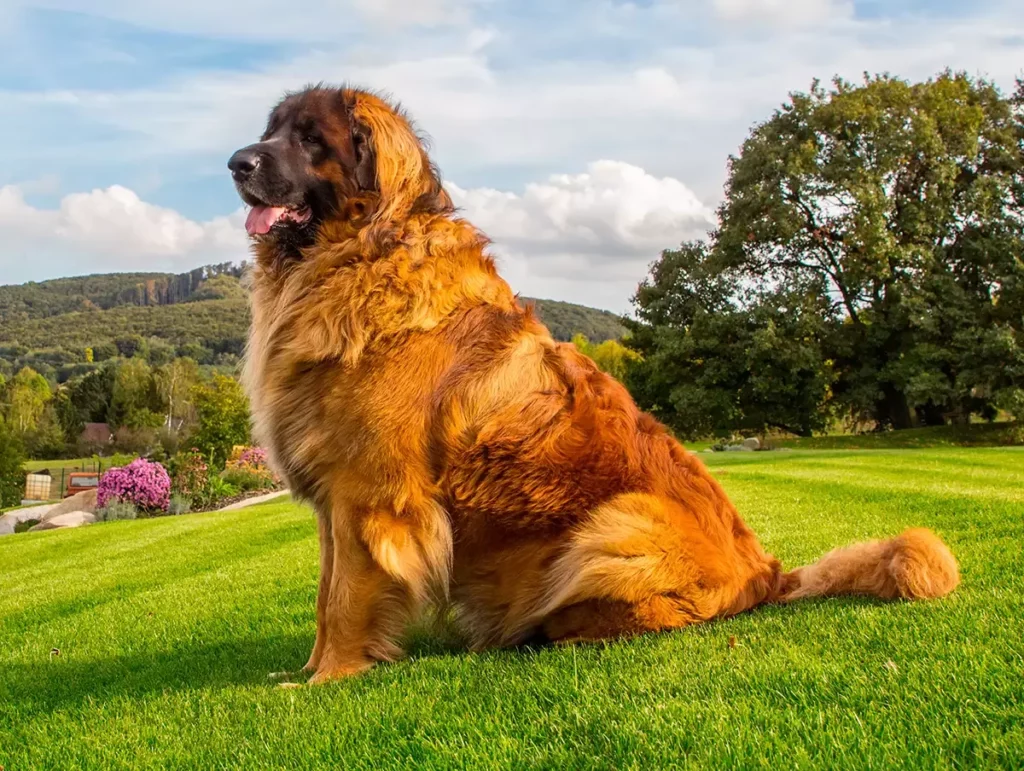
[245,205,312,236]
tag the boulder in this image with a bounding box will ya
[41,489,98,522]
[741,437,761,451]
[0,505,55,536]
[28,511,97,532]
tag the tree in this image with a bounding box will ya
[190,375,251,468]
[0,420,26,508]
[571,334,642,382]
[155,357,200,432]
[715,71,1023,428]
[6,366,52,434]
[108,359,162,430]
[627,242,836,438]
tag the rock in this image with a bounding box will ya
[741,437,761,451]
[724,444,754,452]
[0,505,55,536]
[28,511,97,532]
[40,489,99,522]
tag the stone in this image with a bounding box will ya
[0,505,55,537]
[41,489,98,522]
[741,437,761,451]
[28,511,97,532]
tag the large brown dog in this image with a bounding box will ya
[230,85,960,684]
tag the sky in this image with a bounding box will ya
[0,0,1021,313]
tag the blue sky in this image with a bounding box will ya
[0,0,1021,311]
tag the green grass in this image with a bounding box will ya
[1,448,1022,769]
[23,457,111,474]
[772,422,1022,450]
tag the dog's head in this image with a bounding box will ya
[228,85,452,252]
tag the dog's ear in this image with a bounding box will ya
[349,92,454,230]
[351,119,377,192]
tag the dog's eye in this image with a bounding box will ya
[301,134,321,146]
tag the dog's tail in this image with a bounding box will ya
[775,528,960,603]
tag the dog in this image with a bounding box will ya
[230,85,960,684]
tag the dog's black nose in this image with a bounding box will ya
[228,148,260,181]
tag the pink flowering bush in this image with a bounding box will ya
[97,458,171,513]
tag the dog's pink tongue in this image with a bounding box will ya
[245,205,286,235]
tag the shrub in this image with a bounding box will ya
[168,448,208,499]
[220,468,276,492]
[97,458,171,513]
[168,494,191,516]
[222,445,279,492]
[96,500,138,521]
[201,475,239,508]
[0,423,27,509]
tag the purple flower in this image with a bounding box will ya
[98,458,171,512]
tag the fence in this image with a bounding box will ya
[22,459,113,501]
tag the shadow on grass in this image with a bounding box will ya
[1,633,314,719]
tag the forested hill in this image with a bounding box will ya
[0,267,626,379]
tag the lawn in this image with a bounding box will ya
[1,447,1021,769]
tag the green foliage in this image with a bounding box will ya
[713,71,1024,430]
[4,366,51,434]
[168,494,192,516]
[631,72,1024,438]
[571,334,641,382]
[190,376,251,469]
[95,500,138,522]
[0,420,27,508]
[109,358,163,431]
[0,265,622,377]
[627,243,836,438]
[219,468,276,493]
[199,474,239,508]
[167,448,208,499]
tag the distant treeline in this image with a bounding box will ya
[0,268,626,380]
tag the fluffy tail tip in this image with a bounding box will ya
[780,527,960,602]
[890,527,960,600]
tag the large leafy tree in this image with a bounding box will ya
[629,72,1023,436]
[626,242,835,438]
[712,71,1022,429]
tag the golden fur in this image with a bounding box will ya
[238,87,960,684]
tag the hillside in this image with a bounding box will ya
[0,268,626,377]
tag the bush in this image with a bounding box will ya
[97,458,171,513]
[168,494,192,516]
[200,475,239,508]
[220,468,276,492]
[96,500,138,521]
[0,423,27,509]
[222,445,279,492]
[168,448,208,499]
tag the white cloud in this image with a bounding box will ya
[0,161,709,313]
[711,0,853,25]
[2,0,1023,312]
[0,184,246,277]
[449,161,713,311]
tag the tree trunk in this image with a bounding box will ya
[877,385,913,430]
